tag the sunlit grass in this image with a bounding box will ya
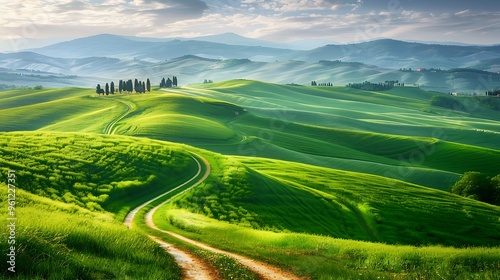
[0,187,181,279]
[0,131,196,219]
[155,208,500,280]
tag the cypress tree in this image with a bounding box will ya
[96,84,101,95]
[146,78,151,92]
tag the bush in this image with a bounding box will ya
[451,172,500,205]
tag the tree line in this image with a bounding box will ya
[311,81,333,86]
[346,81,395,91]
[96,76,179,95]
[159,76,178,88]
[96,78,151,95]
[486,89,500,96]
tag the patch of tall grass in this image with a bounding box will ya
[0,131,195,218]
[0,186,181,279]
[155,208,500,280]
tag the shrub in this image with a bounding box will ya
[451,172,500,205]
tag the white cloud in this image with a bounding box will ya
[0,0,498,45]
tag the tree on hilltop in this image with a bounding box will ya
[96,84,102,95]
[110,81,115,95]
[105,83,109,96]
[146,78,151,92]
[118,80,123,93]
[127,79,133,92]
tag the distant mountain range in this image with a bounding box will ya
[0,33,499,92]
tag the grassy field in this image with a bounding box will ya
[151,151,500,279]
[2,83,499,191]
[0,186,181,279]
[1,80,500,279]
[169,153,500,246]
[155,208,500,280]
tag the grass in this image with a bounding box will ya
[0,88,126,133]
[0,131,196,220]
[160,81,500,189]
[156,150,500,278]
[2,83,499,190]
[155,208,500,280]
[1,81,500,279]
[0,186,181,279]
[173,154,500,247]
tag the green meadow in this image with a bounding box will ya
[1,80,500,279]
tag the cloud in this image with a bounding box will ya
[0,0,498,46]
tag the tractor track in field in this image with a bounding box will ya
[124,152,303,280]
[103,99,133,135]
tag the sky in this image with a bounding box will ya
[1,0,499,50]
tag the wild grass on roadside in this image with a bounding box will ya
[0,186,181,279]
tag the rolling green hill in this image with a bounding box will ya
[0,132,205,279]
[1,80,500,279]
[173,155,500,247]
[2,82,500,191]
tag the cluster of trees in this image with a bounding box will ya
[346,81,394,91]
[311,81,334,86]
[451,172,500,206]
[1,84,43,90]
[203,79,214,84]
[486,89,500,96]
[96,78,151,95]
[159,76,178,88]
[122,79,150,93]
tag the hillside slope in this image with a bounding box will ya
[173,155,500,247]
[2,83,500,191]
[0,131,208,279]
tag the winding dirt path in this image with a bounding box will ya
[149,235,217,280]
[147,217,303,280]
[145,174,303,280]
[103,99,133,135]
[124,153,216,280]
[126,152,303,280]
